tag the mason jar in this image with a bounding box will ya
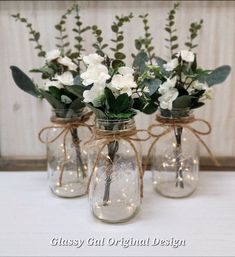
[46,109,90,198]
[150,108,199,198]
[88,118,141,223]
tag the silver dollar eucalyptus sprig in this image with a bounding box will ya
[11,13,46,58]
[185,20,203,51]
[91,25,108,57]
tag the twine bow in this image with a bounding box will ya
[87,128,150,198]
[38,111,93,186]
[145,115,220,172]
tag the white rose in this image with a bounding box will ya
[158,77,177,95]
[163,58,178,71]
[40,80,63,91]
[61,95,72,104]
[81,64,110,86]
[178,50,195,63]
[110,73,137,96]
[58,56,77,71]
[158,88,179,110]
[118,66,134,75]
[83,53,104,66]
[55,71,74,86]
[83,84,104,103]
[46,49,61,62]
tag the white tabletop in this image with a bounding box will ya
[0,171,235,256]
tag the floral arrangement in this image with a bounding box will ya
[133,2,231,115]
[10,4,91,118]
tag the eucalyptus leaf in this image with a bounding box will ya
[10,66,40,97]
[199,65,231,87]
[148,78,162,95]
[133,50,148,74]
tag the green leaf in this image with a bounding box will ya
[69,98,85,111]
[86,103,107,119]
[48,86,61,100]
[173,95,195,108]
[10,66,40,97]
[115,93,130,113]
[73,75,82,86]
[40,90,65,109]
[104,87,116,111]
[142,102,158,114]
[135,39,142,50]
[199,65,231,87]
[65,85,84,99]
[34,32,40,41]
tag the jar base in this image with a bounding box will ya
[50,180,88,198]
[153,181,197,199]
[91,202,140,223]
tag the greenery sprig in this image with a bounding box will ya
[11,13,46,58]
[73,4,90,61]
[54,4,75,54]
[110,13,134,61]
[185,20,203,50]
[165,2,180,58]
[91,25,108,57]
[134,14,155,64]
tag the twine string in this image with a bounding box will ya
[86,128,149,198]
[144,115,219,172]
[38,112,93,187]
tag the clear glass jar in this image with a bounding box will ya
[47,109,90,198]
[151,108,199,198]
[88,118,141,223]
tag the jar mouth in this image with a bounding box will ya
[52,108,85,119]
[159,108,193,119]
[96,117,136,132]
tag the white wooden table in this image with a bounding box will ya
[0,171,235,256]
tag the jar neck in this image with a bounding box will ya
[158,108,193,120]
[95,118,136,132]
[51,108,85,122]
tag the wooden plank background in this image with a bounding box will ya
[0,1,234,170]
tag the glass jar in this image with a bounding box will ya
[88,118,141,223]
[151,108,199,198]
[46,109,90,198]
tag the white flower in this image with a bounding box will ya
[80,64,110,86]
[163,58,178,71]
[187,81,208,94]
[40,80,62,91]
[178,50,195,63]
[118,66,134,75]
[46,49,61,62]
[83,84,104,103]
[158,88,179,110]
[200,87,213,102]
[58,56,77,71]
[110,73,137,96]
[83,53,104,66]
[61,95,72,104]
[56,71,74,86]
[158,77,177,95]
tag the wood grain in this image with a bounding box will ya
[0,1,234,158]
[1,156,235,171]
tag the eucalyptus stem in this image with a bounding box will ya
[103,140,119,206]
[70,128,86,179]
[174,126,184,189]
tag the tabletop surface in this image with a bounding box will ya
[0,171,235,257]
